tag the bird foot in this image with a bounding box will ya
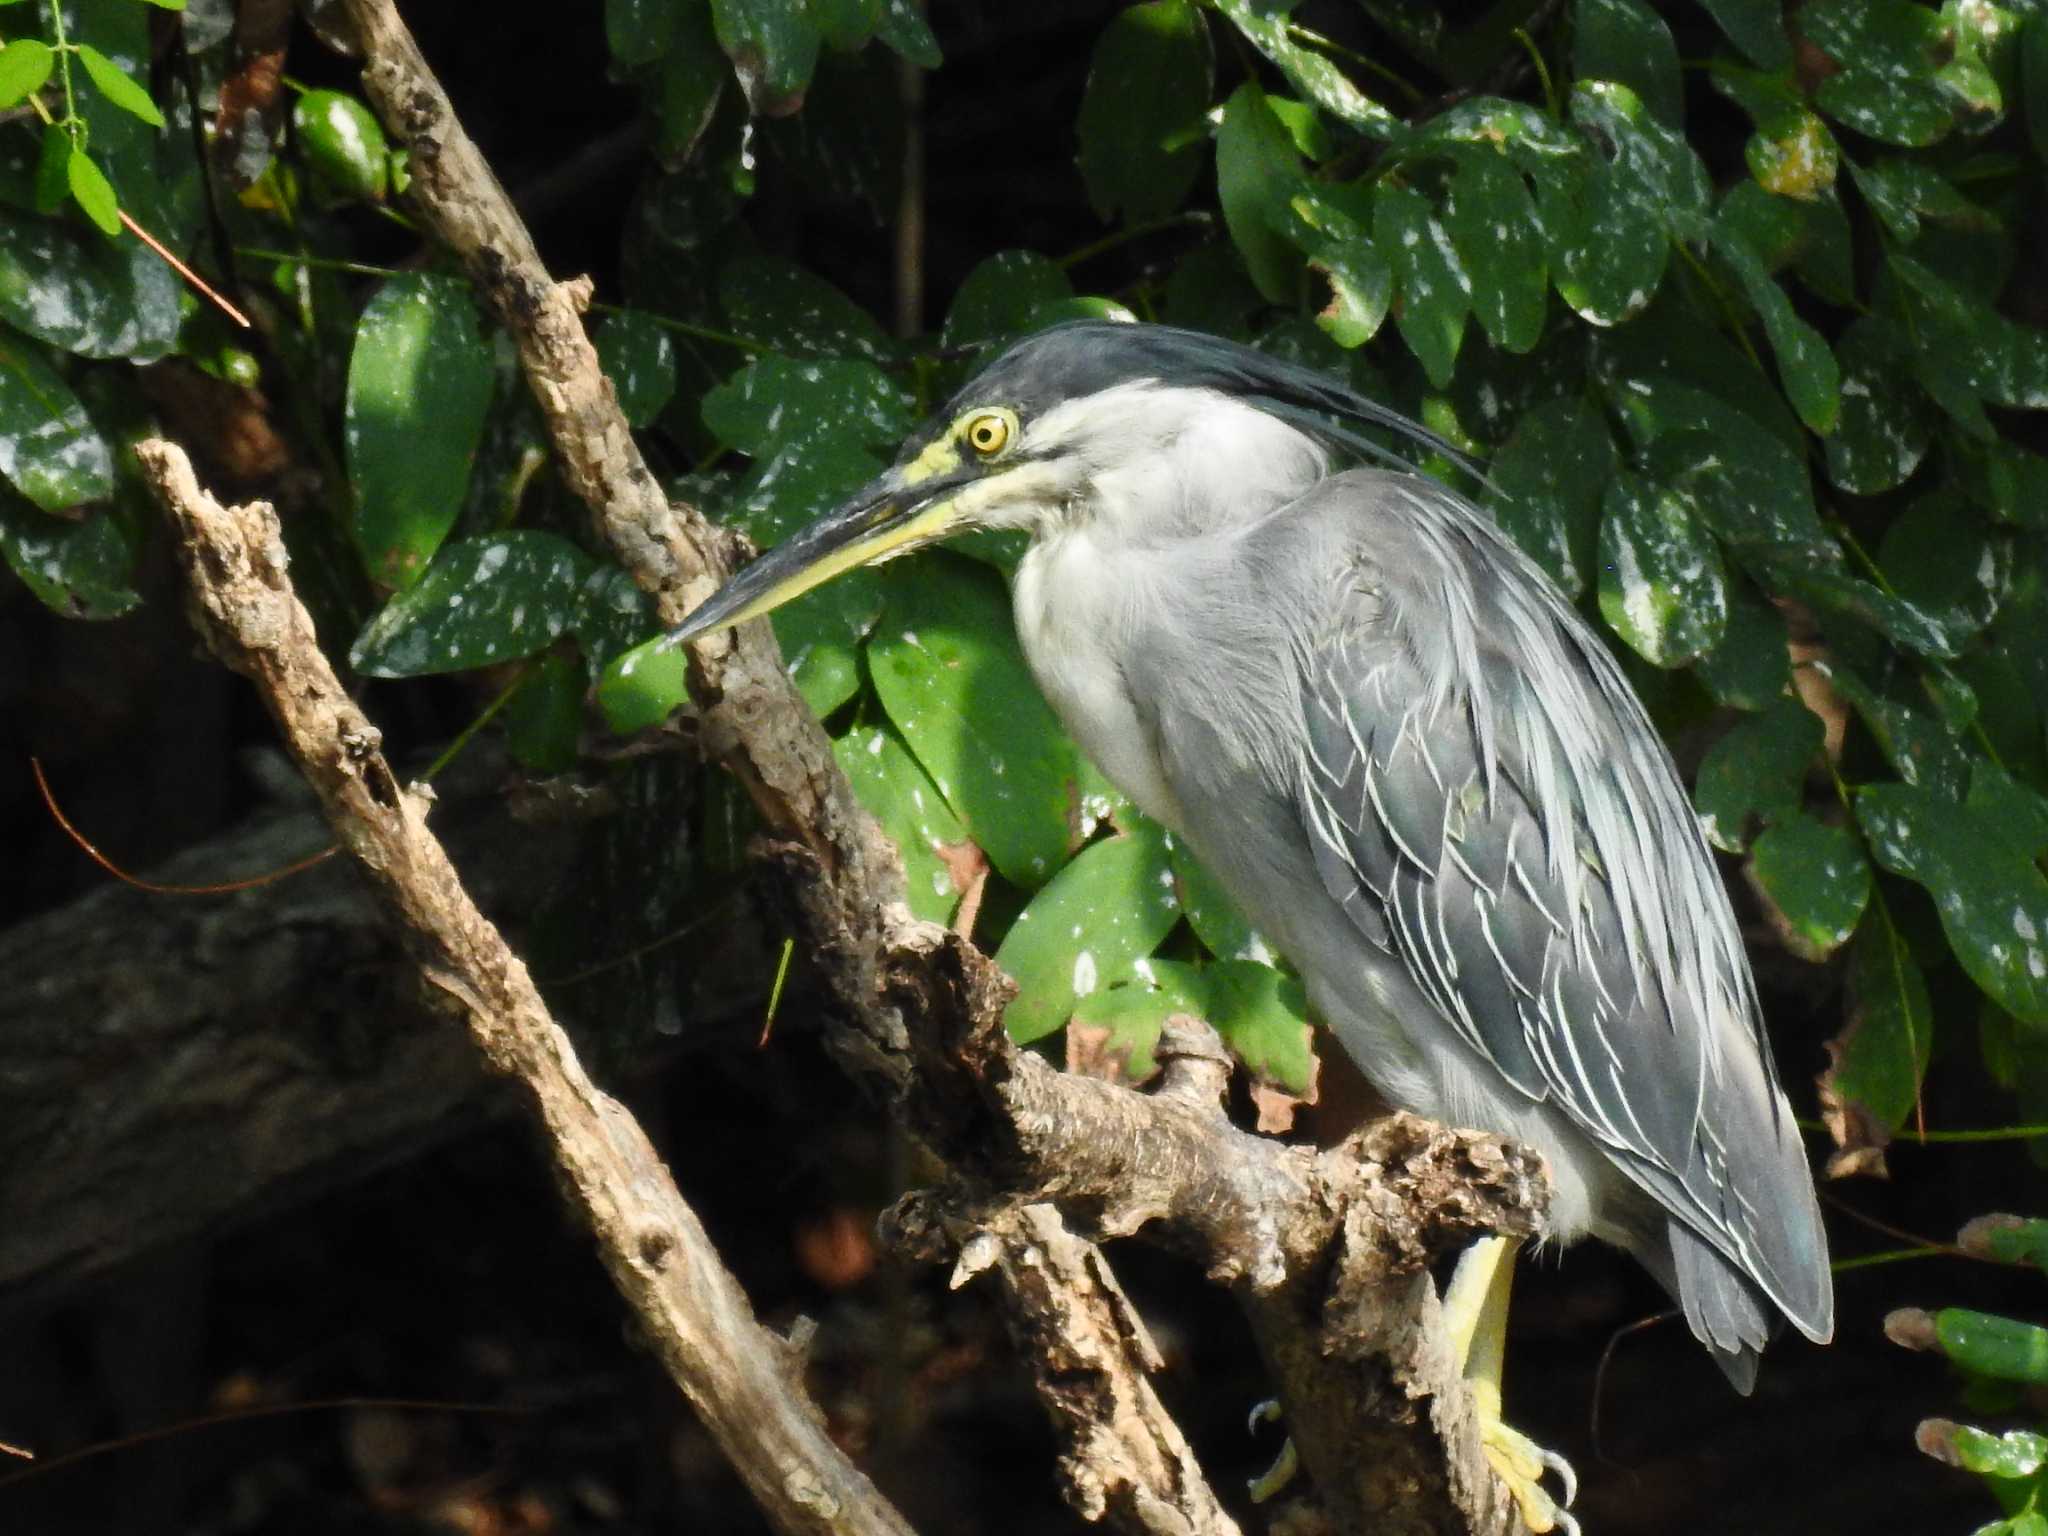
[1244,1399,1300,1503]
[1479,1412,1579,1536]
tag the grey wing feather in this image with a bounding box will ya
[1288,472,1832,1345]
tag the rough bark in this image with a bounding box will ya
[0,781,764,1310]
[136,440,918,1536]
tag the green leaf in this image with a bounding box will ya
[1760,555,1963,659]
[503,651,585,774]
[1803,0,1956,145]
[1440,147,1546,354]
[573,565,656,684]
[1216,83,1305,304]
[1878,491,2008,648]
[1699,0,1793,70]
[1537,144,1666,326]
[1708,217,1840,435]
[718,250,894,361]
[703,353,915,462]
[1486,394,1613,598]
[64,144,119,236]
[941,250,1074,351]
[1573,0,1682,125]
[291,89,389,200]
[708,0,820,113]
[1697,578,1792,710]
[0,334,114,510]
[1077,0,1211,224]
[1208,0,1397,133]
[0,205,179,359]
[653,7,726,164]
[1825,318,1936,494]
[350,532,598,677]
[1751,812,1871,960]
[1569,79,1711,234]
[1850,157,1998,243]
[1831,906,1933,1132]
[1167,833,1270,963]
[1372,179,1467,388]
[1933,1310,2048,1385]
[1287,181,1391,349]
[597,632,690,734]
[74,41,163,128]
[607,0,685,66]
[834,723,973,926]
[1829,662,1972,795]
[0,40,53,108]
[1858,768,2048,1023]
[1695,695,1824,853]
[1933,1421,2048,1481]
[875,0,940,68]
[594,310,678,428]
[346,274,496,588]
[1066,981,1192,1083]
[2027,5,2048,165]
[869,555,1101,887]
[996,818,1181,1044]
[1968,1216,2048,1272]
[1188,958,1316,1094]
[0,491,135,617]
[1596,471,1728,669]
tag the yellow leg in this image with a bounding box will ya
[1442,1237,1579,1535]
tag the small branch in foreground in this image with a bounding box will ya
[135,438,916,1536]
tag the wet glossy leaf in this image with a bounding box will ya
[1209,0,1396,133]
[351,532,597,676]
[0,207,179,359]
[1486,395,1613,598]
[708,0,819,114]
[1858,768,2048,1023]
[75,41,162,128]
[1700,0,1793,69]
[291,89,388,200]
[1709,217,1839,435]
[1695,695,1823,852]
[1832,908,1933,1131]
[719,250,893,361]
[870,555,1098,886]
[503,651,584,773]
[572,566,657,685]
[1891,255,2048,416]
[1933,1421,2048,1480]
[0,40,53,107]
[593,310,678,428]
[1826,318,1936,494]
[1850,157,1997,243]
[346,274,496,588]
[1441,148,1546,354]
[1288,181,1391,348]
[1573,0,1681,125]
[64,145,119,236]
[1570,80,1711,235]
[835,722,971,926]
[1597,472,1727,669]
[1934,1309,2048,1384]
[703,353,915,462]
[0,491,135,617]
[1696,579,1791,710]
[1752,812,1870,960]
[1216,83,1305,304]
[1167,833,1272,964]
[997,817,1180,1043]
[1077,0,1211,224]
[1373,180,1467,387]
[0,335,114,510]
[942,250,1073,351]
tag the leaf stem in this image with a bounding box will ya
[1057,211,1214,271]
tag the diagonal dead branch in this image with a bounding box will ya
[135,439,915,1536]
[326,5,1543,1532]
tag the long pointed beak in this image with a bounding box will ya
[663,466,970,649]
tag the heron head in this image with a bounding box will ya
[664,320,1468,648]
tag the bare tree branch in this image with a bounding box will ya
[135,438,917,1536]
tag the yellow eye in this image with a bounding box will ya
[963,410,1012,457]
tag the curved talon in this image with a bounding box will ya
[1246,1434,1299,1504]
[1481,1419,1579,1535]
[1246,1397,1282,1437]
